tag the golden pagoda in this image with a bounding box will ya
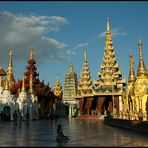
[122,52,136,119]
[54,75,63,100]
[78,48,93,95]
[63,64,78,99]
[4,48,16,90]
[75,48,94,115]
[132,40,148,119]
[93,17,126,115]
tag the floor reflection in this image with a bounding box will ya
[0,118,148,146]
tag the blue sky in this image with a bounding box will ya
[0,1,148,89]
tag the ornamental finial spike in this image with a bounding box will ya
[107,17,110,32]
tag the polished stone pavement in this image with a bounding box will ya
[0,118,148,147]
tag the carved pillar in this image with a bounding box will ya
[98,96,101,113]
[86,98,92,115]
[116,96,119,114]
[79,98,84,115]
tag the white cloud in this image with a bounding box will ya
[98,27,127,38]
[66,42,88,56]
[0,10,68,65]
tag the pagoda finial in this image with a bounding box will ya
[21,74,25,92]
[137,39,147,77]
[70,64,73,72]
[128,51,135,83]
[9,48,13,66]
[29,48,33,60]
[84,48,87,62]
[106,17,110,32]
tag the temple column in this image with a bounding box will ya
[79,98,84,115]
[98,96,101,114]
[86,98,92,115]
[116,96,119,115]
[69,105,72,117]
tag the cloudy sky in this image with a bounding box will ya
[0,1,148,88]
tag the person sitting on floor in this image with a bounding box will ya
[56,124,69,141]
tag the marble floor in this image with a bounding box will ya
[0,118,148,147]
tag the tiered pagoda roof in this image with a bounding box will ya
[53,75,63,100]
[63,64,78,99]
[78,48,93,96]
[94,17,126,92]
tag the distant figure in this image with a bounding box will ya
[56,124,69,142]
[138,109,143,121]
[13,110,17,126]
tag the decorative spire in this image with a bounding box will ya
[9,48,13,67]
[106,17,110,32]
[137,39,147,77]
[94,18,126,89]
[7,48,13,72]
[54,74,62,99]
[128,51,135,83]
[21,74,26,92]
[78,48,92,94]
[29,73,33,94]
[84,48,87,62]
[29,48,33,60]
[4,78,9,90]
[69,64,74,73]
[5,48,15,88]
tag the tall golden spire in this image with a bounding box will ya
[69,64,74,73]
[94,18,126,89]
[137,39,147,77]
[7,48,13,73]
[5,48,15,88]
[128,52,135,83]
[78,48,92,94]
[106,17,110,32]
[21,74,25,92]
[84,48,87,62]
[29,73,33,94]
[29,48,33,60]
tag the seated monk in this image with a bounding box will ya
[56,124,69,141]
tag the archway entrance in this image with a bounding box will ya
[3,106,11,121]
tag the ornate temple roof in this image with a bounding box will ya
[53,75,62,99]
[94,17,126,90]
[78,48,93,96]
[63,64,78,99]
